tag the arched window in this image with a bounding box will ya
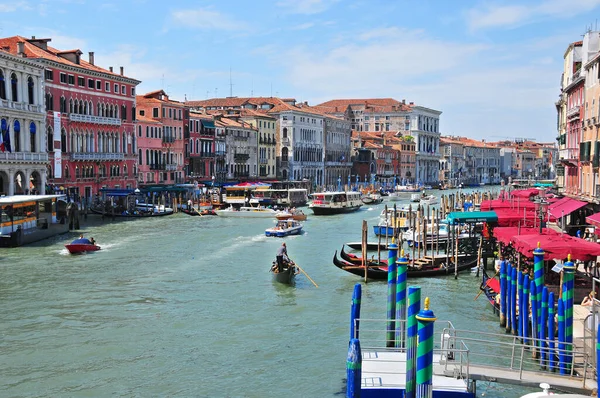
[60,96,66,113]
[281,147,288,161]
[29,122,36,152]
[13,120,21,152]
[138,125,142,137]
[47,126,53,152]
[45,93,53,111]
[138,149,142,165]
[64,166,69,179]
[10,73,18,102]
[132,135,136,152]
[27,77,34,105]
[69,98,74,114]
[145,149,149,166]
[0,70,6,100]
[283,127,288,138]
[61,128,67,152]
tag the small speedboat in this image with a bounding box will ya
[361,193,383,205]
[65,238,101,254]
[276,209,307,221]
[265,220,303,237]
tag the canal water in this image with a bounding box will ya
[1,189,537,397]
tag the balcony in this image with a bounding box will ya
[150,163,166,170]
[166,164,177,171]
[199,152,215,158]
[567,106,580,118]
[259,158,268,164]
[234,153,250,162]
[162,135,176,144]
[69,113,122,126]
[281,137,290,146]
[0,99,44,114]
[71,152,124,161]
[0,152,48,163]
[559,148,579,161]
[215,150,226,158]
[280,160,289,168]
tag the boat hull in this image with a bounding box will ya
[65,244,101,254]
[265,226,303,237]
[271,262,296,284]
[309,205,362,215]
[90,207,174,217]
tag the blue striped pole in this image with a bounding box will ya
[416,297,436,398]
[346,338,362,398]
[511,266,517,335]
[562,255,575,373]
[518,271,524,340]
[395,251,408,348]
[522,274,530,345]
[500,260,507,327]
[388,241,398,274]
[558,297,566,375]
[405,286,421,398]
[386,259,397,347]
[350,283,362,340]
[548,292,556,372]
[506,264,512,334]
[540,286,549,369]
[530,280,538,359]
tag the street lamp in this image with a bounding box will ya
[535,197,548,234]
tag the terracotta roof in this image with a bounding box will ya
[0,35,140,82]
[136,91,185,106]
[316,98,413,113]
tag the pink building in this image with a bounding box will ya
[136,90,186,186]
[188,111,215,182]
[0,35,140,201]
[564,75,584,195]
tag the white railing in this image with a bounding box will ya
[567,106,580,118]
[0,99,44,113]
[165,164,177,171]
[559,148,579,160]
[0,152,48,162]
[69,113,122,126]
[71,152,124,161]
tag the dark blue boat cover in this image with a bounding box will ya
[71,238,92,244]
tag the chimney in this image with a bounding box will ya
[402,99,406,104]
[17,41,25,57]
[120,66,124,76]
[109,66,113,72]
[409,102,414,106]
[304,101,308,106]
[88,51,94,65]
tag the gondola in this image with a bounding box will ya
[270,259,298,284]
[90,206,174,218]
[332,250,478,279]
[180,207,201,216]
[340,246,387,266]
[479,269,500,314]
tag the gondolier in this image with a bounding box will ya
[276,242,288,272]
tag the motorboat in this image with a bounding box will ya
[265,220,303,237]
[309,191,362,215]
[276,209,308,221]
[65,237,101,254]
[420,194,439,206]
[410,193,421,202]
[361,193,383,205]
[215,205,281,218]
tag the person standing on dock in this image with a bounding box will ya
[276,243,288,273]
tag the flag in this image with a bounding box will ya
[0,128,4,152]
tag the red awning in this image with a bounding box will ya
[586,212,600,229]
[493,226,559,246]
[480,199,538,211]
[510,188,540,198]
[548,197,587,218]
[512,233,600,261]
[493,208,556,227]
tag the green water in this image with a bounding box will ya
[0,189,537,397]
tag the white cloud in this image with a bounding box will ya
[276,0,338,15]
[169,7,247,31]
[95,44,170,84]
[466,0,600,30]
[0,1,31,12]
[291,22,315,30]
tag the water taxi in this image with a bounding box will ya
[265,219,303,237]
[0,194,69,247]
[309,191,362,215]
[215,205,281,218]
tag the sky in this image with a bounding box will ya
[0,0,598,142]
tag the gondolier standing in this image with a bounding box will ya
[276,243,288,272]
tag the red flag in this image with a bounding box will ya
[0,129,4,152]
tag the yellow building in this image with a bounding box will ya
[581,51,600,203]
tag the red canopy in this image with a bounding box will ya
[548,197,588,218]
[480,199,537,211]
[512,233,600,261]
[586,212,600,229]
[510,188,540,198]
[493,226,559,246]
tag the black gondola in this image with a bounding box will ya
[180,207,201,216]
[270,260,298,284]
[479,269,500,314]
[332,250,478,280]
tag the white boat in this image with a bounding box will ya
[265,219,303,237]
[309,191,362,215]
[410,193,421,202]
[215,206,281,218]
[361,193,383,205]
[420,195,439,206]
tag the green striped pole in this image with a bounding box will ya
[386,240,398,348]
[405,286,421,398]
[416,297,436,398]
[562,254,575,373]
[395,251,408,348]
[533,243,545,326]
[350,283,361,340]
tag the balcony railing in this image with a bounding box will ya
[0,152,48,162]
[215,150,226,157]
[567,106,580,118]
[0,99,44,114]
[280,160,289,167]
[69,113,122,126]
[199,152,215,158]
[234,153,250,162]
[166,164,178,171]
[150,163,166,170]
[281,137,290,146]
[162,135,176,144]
[71,152,124,161]
[559,148,579,161]
[259,158,268,164]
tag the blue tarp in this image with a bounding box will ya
[71,238,92,244]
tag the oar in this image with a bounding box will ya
[474,270,499,300]
[292,260,319,288]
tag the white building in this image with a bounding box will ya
[410,106,442,184]
[0,50,47,196]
